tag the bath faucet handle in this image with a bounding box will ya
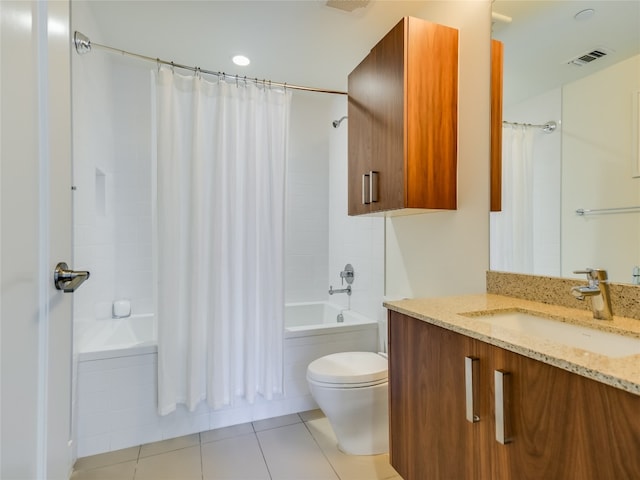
[339,263,355,285]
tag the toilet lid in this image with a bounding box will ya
[307,352,388,385]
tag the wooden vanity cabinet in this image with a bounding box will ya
[388,311,640,480]
[347,17,458,216]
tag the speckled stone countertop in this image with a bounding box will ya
[384,294,640,396]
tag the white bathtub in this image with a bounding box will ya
[74,303,378,457]
[75,314,157,361]
[284,301,376,337]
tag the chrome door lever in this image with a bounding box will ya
[54,262,90,293]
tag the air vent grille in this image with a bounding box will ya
[567,47,613,66]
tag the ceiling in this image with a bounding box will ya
[79,0,433,93]
[492,0,640,106]
[78,1,639,102]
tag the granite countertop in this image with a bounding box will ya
[384,293,640,396]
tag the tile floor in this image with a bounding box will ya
[71,410,402,480]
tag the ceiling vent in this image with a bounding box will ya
[566,47,613,66]
[325,0,369,12]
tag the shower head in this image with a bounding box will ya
[332,116,348,128]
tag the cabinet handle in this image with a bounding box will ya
[369,171,379,203]
[494,370,512,445]
[464,357,480,423]
[362,173,370,205]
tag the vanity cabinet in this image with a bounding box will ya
[347,17,458,216]
[388,311,640,480]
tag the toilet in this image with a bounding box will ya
[306,351,389,455]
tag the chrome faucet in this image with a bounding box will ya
[329,285,352,296]
[571,268,613,320]
[329,263,354,296]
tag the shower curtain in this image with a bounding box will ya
[490,125,535,273]
[152,67,291,414]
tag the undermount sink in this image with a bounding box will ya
[467,310,640,358]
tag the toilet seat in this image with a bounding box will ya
[307,352,388,387]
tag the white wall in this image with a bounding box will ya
[385,1,492,299]
[562,54,640,282]
[328,96,386,347]
[286,92,385,331]
[285,93,331,304]
[73,3,153,321]
[491,88,562,276]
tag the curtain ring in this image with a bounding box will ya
[170,61,175,74]
[156,58,160,73]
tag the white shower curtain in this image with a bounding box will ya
[490,125,535,273]
[152,67,291,414]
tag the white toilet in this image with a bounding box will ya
[306,351,389,455]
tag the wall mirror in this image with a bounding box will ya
[491,0,640,284]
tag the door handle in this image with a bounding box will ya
[494,370,512,444]
[54,262,90,293]
[464,356,480,423]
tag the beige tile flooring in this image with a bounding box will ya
[71,410,402,480]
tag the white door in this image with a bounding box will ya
[1,1,75,478]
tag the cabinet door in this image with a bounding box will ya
[347,52,374,215]
[388,312,479,479]
[369,19,405,213]
[488,346,640,479]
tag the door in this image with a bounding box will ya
[388,312,478,479]
[347,51,374,216]
[1,1,74,478]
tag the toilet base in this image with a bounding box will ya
[308,381,389,456]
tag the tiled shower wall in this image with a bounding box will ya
[72,18,153,321]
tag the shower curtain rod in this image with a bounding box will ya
[73,31,347,96]
[502,120,558,133]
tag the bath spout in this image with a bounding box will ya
[329,285,351,296]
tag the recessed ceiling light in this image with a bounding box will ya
[232,55,250,67]
[574,8,595,21]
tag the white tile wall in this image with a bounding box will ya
[73,50,153,321]
[328,97,386,348]
[285,93,332,304]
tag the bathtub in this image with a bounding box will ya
[75,314,157,362]
[74,302,378,457]
[284,301,376,337]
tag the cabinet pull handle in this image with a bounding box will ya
[464,357,480,423]
[369,171,379,203]
[494,370,512,444]
[362,173,370,205]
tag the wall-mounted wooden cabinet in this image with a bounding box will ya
[347,17,458,216]
[389,311,640,480]
[491,39,504,212]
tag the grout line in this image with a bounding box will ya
[199,437,204,480]
[253,431,274,480]
[301,417,342,480]
[133,445,141,480]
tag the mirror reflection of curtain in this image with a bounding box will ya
[152,67,291,414]
[490,125,534,272]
